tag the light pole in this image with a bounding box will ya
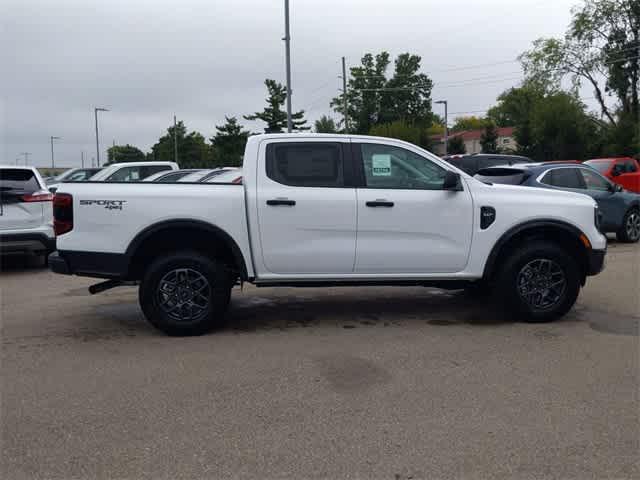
[21,152,31,165]
[94,107,109,166]
[283,0,292,132]
[50,136,60,168]
[435,100,448,156]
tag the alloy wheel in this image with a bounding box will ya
[626,211,640,241]
[157,268,211,322]
[516,259,566,310]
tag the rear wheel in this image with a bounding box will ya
[495,241,581,322]
[139,251,232,336]
[616,208,640,243]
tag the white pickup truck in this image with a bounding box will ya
[50,134,607,335]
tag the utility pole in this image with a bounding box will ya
[91,156,95,167]
[283,0,293,132]
[21,152,31,165]
[435,100,448,156]
[173,115,178,163]
[341,56,348,133]
[50,136,60,168]
[94,107,109,166]
[81,151,85,168]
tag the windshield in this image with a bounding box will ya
[584,160,611,173]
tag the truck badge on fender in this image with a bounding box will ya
[79,200,127,211]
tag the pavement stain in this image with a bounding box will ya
[315,355,392,393]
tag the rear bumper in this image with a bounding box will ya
[49,250,129,279]
[0,233,55,254]
[587,248,606,276]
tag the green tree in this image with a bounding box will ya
[314,115,338,133]
[331,52,390,134]
[149,120,212,168]
[106,144,146,165]
[447,136,467,154]
[520,0,639,126]
[210,116,249,167]
[480,123,500,153]
[451,116,489,132]
[369,120,423,146]
[487,83,547,155]
[378,53,434,126]
[244,79,309,133]
[529,92,599,160]
[331,51,434,134]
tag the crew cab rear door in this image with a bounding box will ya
[256,140,357,275]
[352,141,473,274]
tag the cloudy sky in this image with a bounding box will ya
[3,0,582,168]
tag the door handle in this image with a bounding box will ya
[266,199,296,206]
[366,200,394,207]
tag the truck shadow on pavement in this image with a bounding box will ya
[0,254,48,273]
[226,288,519,333]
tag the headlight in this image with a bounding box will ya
[594,205,602,231]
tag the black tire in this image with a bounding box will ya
[138,250,232,336]
[616,208,640,243]
[495,241,581,323]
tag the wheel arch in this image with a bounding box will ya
[125,219,249,281]
[482,220,591,283]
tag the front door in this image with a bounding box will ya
[256,140,357,275]
[353,142,473,274]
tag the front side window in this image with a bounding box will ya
[580,169,611,191]
[358,143,447,190]
[266,143,344,187]
[541,168,584,189]
[621,159,638,173]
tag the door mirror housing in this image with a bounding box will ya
[443,171,462,191]
[615,183,624,193]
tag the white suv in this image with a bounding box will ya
[0,166,55,260]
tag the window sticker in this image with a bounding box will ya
[372,154,391,176]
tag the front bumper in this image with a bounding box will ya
[587,248,606,276]
[0,233,56,254]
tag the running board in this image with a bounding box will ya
[88,279,137,294]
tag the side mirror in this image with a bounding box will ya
[443,171,462,191]
[49,187,57,194]
[615,183,624,193]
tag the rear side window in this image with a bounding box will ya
[266,143,344,187]
[106,165,171,181]
[540,168,584,189]
[0,169,40,193]
[474,168,527,185]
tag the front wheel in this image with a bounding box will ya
[139,251,232,336]
[496,241,581,322]
[616,208,640,243]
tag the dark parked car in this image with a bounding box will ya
[443,153,531,176]
[475,163,640,243]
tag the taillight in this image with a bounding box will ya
[22,191,53,202]
[53,193,73,236]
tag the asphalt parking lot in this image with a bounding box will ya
[1,241,639,479]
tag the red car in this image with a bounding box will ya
[584,157,640,193]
